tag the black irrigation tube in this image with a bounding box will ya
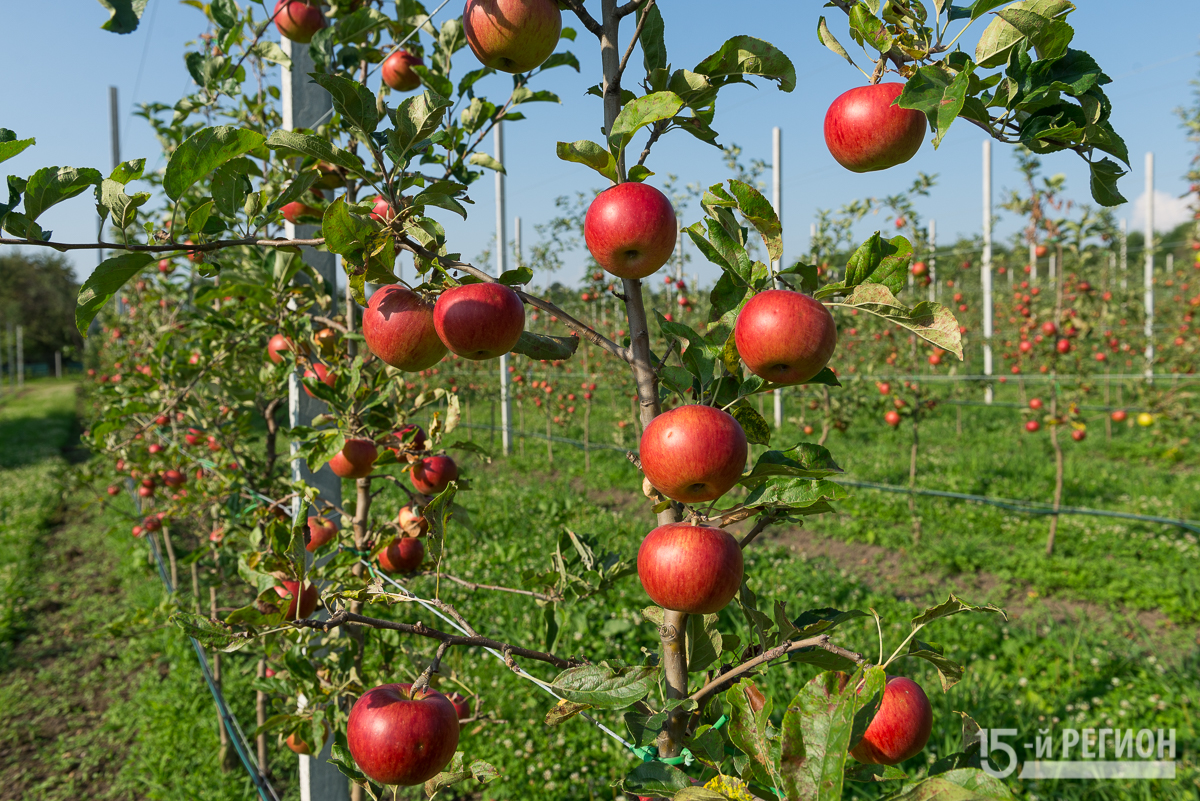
[453,424,1200,537]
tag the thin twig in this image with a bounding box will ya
[425,572,558,603]
[688,635,868,704]
[617,0,655,77]
[561,0,603,37]
[0,236,324,254]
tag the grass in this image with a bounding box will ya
[3,376,1198,800]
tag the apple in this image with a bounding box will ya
[885,410,901,427]
[639,405,746,503]
[911,261,927,277]
[307,516,338,552]
[143,515,163,533]
[158,259,173,274]
[330,438,378,479]
[1019,340,1033,354]
[411,455,458,495]
[363,285,447,371]
[446,692,471,720]
[583,183,677,279]
[803,425,815,435]
[273,0,326,44]
[378,537,425,573]
[878,382,891,395]
[734,290,838,385]
[286,724,330,756]
[1035,244,1049,258]
[1041,321,1057,336]
[131,525,144,538]
[390,424,427,453]
[347,683,460,786]
[433,283,525,360]
[1056,338,1071,355]
[163,469,186,488]
[302,363,336,397]
[1071,429,1086,442]
[370,195,394,222]
[1025,420,1040,432]
[1028,398,1043,411]
[274,581,320,621]
[281,201,323,224]
[185,428,203,446]
[463,0,561,74]
[106,485,120,496]
[313,327,339,358]
[849,676,933,765]
[382,49,424,92]
[1137,412,1153,427]
[1111,409,1127,423]
[823,83,926,172]
[637,523,743,614]
[398,505,429,537]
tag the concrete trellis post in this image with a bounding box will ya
[282,38,350,801]
[1144,152,1155,380]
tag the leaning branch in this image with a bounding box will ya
[0,236,324,254]
[295,609,582,669]
[688,634,869,704]
[561,0,604,37]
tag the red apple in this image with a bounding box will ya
[330,438,378,479]
[911,261,927,277]
[302,363,336,397]
[734,290,838,385]
[131,525,144,538]
[410,455,458,495]
[390,424,427,453]
[281,201,323,224]
[346,683,459,786]
[163,469,186,488]
[274,0,326,44]
[106,485,120,496]
[824,83,926,172]
[398,505,429,537]
[378,537,425,573]
[1111,409,1127,423]
[463,0,561,74]
[274,581,320,621]
[446,692,471,720]
[1025,420,1041,432]
[849,676,932,765]
[878,382,891,395]
[639,405,747,503]
[307,516,338,552]
[363,285,447,371]
[1056,338,1071,355]
[637,523,743,614]
[803,425,815,435]
[1028,398,1043,411]
[1035,244,1049,258]
[370,195,394,222]
[286,724,330,756]
[382,49,423,92]
[185,428,203,446]
[143,515,163,533]
[884,410,901,427]
[433,283,525,360]
[1071,429,1086,442]
[583,183,677,279]
[1041,321,1057,336]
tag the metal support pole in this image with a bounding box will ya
[771,127,783,430]
[282,38,350,801]
[496,123,513,456]
[1029,239,1037,283]
[5,323,12,391]
[55,351,62,379]
[1120,219,1127,290]
[982,140,994,404]
[1144,152,1154,380]
[15,326,23,390]
[928,218,937,302]
[109,86,122,307]
[1048,252,1056,285]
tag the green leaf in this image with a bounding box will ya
[424,753,470,799]
[743,478,849,509]
[974,0,1072,68]
[728,180,782,262]
[97,179,151,230]
[23,166,103,222]
[555,140,618,183]
[911,594,1007,627]
[995,8,1074,61]
[266,171,319,216]
[390,90,453,161]
[655,312,716,384]
[695,36,796,93]
[321,195,380,269]
[726,682,784,795]
[846,762,909,782]
[0,135,35,166]
[968,0,1011,21]
[729,400,770,446]
[163,126,265,202]
[897,62,975,148]
[626,165,655,182]
[169,611,243,651]
[740,444,844,487]
[210,162,252,218]
[550,662,659,709]
[265,130,368,177]
[834,232,912,294]
[888,768,1016,800]
[621,762,693,796]
[1088,157,1127,207]
[211,0,238,29]
[498,265,534,286]
[849,2,893,53]
[827,283,963,359]
[608,91,685,159]
[639,3,667,75]
[672,788,728,801]
[779,667,886,801]
[907,639,965,691]
[76,252,154,335]
[336,6,389,41]
[467,153,505,174]
[97,0,148,34]
[308,73,379,135]
[687,613,723,674]
[250,40,291,68]
[817,17,858,70]
[109,158,146,184]
[510,331,578,361]
[187,199,215,235]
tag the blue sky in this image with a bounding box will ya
[2,0,1198,287]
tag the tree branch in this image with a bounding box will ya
[617,0,655,78]
[425,572,559,603]
[738,513,778,550]
[615,0,648,18]
[561,0,604,37]
[295,609,581,669]
[0,236,325,254]
[688,635,869,704]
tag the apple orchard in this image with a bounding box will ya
[7,0,1189,800]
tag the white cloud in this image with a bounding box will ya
[1130,189,1197,232]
